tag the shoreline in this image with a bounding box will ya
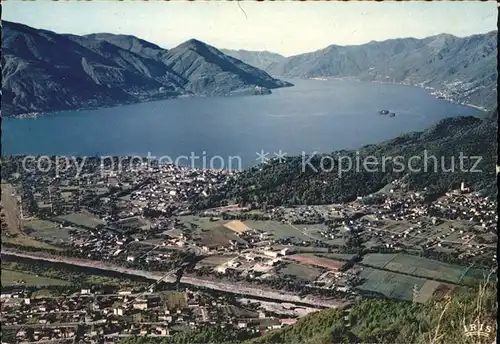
[308,77,488,112]
[6,78,489,119]
[6,84,287,119]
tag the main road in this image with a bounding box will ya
[1,250,344,309]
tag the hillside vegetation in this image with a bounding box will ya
[195,109,497,209]
[250,279,496,344]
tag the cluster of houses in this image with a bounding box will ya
[1,285,300,343]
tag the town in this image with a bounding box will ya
[1,156,497,343]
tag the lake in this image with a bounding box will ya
[2,79,482,169]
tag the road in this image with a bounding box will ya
[1,250,342,308]
[1,183,22,234]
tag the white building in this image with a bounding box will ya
[262,250,279,258]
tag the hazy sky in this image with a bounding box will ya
[3,1,497,56]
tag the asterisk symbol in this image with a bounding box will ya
[274,150,287,163]
[256,149,270,164]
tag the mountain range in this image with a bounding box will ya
[223,31,498,110]
[2,21,497,117]
[195,106,498,209]
[220,49,287,72]
[1,21,292,117]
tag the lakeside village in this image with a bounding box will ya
[1,156,497,343]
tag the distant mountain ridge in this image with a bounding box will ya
[3,21,496,116]
[1,21,292,117]
[223,32,498,110]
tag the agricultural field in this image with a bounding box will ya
[360,253,397,269]
[223,220,251,233]
[277,262,323,281]
[413,280,457,304]
[282,246,330,255]
[177,216,319,247]
[54,211,104,228]
[115,216,151,230]
[376,219,411,234]
[200,225,247,248]
[360,253,477,285]
[178,215,225,232]
[455,266,491,286]
[1,261,144,288]
[356,267,427,302]
[384,255,467,284]
[322,237,348,246]
[243,220,313,241]
[1,235,62,250]
[177,216,326,243]
[175,216,249,247]
[1,269,70,286]
[31,289,60,298]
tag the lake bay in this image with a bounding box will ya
[2,79,482,169]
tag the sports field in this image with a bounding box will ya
[413,279,457,303]
[360,253,397,268]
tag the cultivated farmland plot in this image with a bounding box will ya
[384,254,465,284]
[243,220,313,241]
[1,269,70,286]
[359,253,479,285]
[360,253,397,268]
[354,267,456,303]
[356,267,426,301]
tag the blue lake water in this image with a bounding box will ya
[2,79,482,169]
